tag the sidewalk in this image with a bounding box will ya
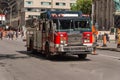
[97,40,120,52]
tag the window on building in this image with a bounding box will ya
[25,8,33,12]
[55,9,66,11]
[56,2,66,6]
[41,9,46,11]
[28,15,40,18]
[26,8,32,11]
[41,2,51,6]
[25,8,41,12]
[36,9,40,12]
[25,1,33,6]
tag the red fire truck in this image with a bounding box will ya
[26,11,93,59]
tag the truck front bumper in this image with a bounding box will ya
[58,45,93,55]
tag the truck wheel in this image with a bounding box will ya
[45,43,52,59]
[29,39,33,50]
[78,54,87,59]
[117,44,120,48]
[27,39,33,52]
[27,47,30,51]
[32,49,37,54]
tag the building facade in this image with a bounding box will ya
[93,0,115,31]
[8,0,76,28]
[20,0,76,27]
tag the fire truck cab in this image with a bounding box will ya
[26,11,93,59]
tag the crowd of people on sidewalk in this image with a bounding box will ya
[97,32,110,43]
[0,28,24,40]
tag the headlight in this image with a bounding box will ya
[60,36,67,44]
[84,40,90,43]
[55,44,59,48]
[60,41,64,43]
[60,40,66,44]
[86,34,90,36]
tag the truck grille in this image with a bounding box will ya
[64,46,87,52]
[68,34,82,45]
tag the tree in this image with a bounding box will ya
[71,0,92,14]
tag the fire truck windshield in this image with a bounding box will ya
[53,19,91,32]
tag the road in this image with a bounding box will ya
[0,39,120,80]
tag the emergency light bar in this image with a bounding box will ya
[51,13,79,18]
[62,14,78,17]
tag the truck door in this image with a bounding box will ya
[37,30,42,50]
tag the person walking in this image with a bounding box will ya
[0,31,3,40]
[115,34,118,43]
[98,32,102,42]
[92,25,98,55]
[105,33,110,43]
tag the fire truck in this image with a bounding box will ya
[26,11,94,59]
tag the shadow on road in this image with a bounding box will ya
[47,55,91,62]
[17,51,47,60]
[0,54,30,60]
[0,62,6,67]
[17,51,91,62]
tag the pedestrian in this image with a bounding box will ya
[102,33,107,47]
[92,34,98,55]
[115,34,118,43]
[92,42,97,55]
[105,33,110,43]
[11,30,14,40]
[21,31,24,38]
[98,32,102,42]
[102,26,105,31]
[0,31,3,40]
[7,31,10,39]
[15,30,18,39]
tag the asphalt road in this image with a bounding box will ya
[0,39,120,80]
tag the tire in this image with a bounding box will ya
[27,39,34,53]
[117,44,120,48]
[27,47,30,51]
[45,42,52,59]
[78,54,87,59]
[32,49,37,54]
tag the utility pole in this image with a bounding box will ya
[9,6,12,26]
[17,1,22,30]
[92,0,95,25]
[6,1,16,26]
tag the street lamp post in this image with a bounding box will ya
[9,6,12,26]
[92,0,95,25]
[16,0,23,31]
[9,2,17,26]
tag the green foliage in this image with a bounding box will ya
[71,0,92,14]
[71,4,77,11]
